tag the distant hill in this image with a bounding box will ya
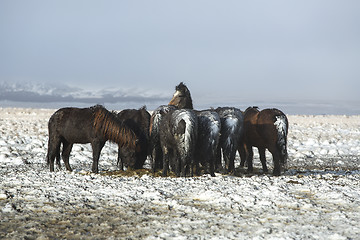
[0,82,169,105]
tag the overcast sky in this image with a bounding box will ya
[1,0,359,105]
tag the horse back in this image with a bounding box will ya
[256,108,288,145]
[48,107,96,144]
[243,110,263,145]
[118,107,150,139]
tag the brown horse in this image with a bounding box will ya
[46,105,138,173]
[240,107,288,176]
[169,82,193,109]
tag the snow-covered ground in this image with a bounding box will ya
[1,108,360,239]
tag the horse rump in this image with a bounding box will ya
[195,110,221,177]
[159,109,198,177]
[149,105,177,173]
[215,107,244,173]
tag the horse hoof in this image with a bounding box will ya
[273,171,281,176]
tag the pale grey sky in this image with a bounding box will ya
[1,0,360,105]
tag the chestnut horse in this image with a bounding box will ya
[240,107,288,176]
[46,105,138,173]
[116,106,150,170]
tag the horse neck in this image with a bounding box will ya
[184,98,193,109]
[244,108,259,122]
[94,109,137,148]
[178,93,193,109]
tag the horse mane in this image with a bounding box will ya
[92,105,137,148]
[245,106,259,113]
[139,105,147,111]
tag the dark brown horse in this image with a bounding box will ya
[240,107,288,176]
[46,105,138,173]
[116,106,150,170]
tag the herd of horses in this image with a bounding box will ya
[46,82,289,176]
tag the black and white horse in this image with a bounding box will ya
[194,110,221,177]
[149,105,177,172]
[159,109,198,177]
[168,82,221,177]
[215,107,244,173]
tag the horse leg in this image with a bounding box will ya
[191,154,198,177]
[91,140,105,174]
[55,151,61,169]
[180,159,186,177]
[62,141,73,172]
[246,145,254,173]
[209,154,216,177]
[269,147,281,176]
[238,143,247,167]
[176,153,182,177]
[215,146,222,172]
[224,149,235,173]
[47,137,61,172]
[162,147,170,177]
[188,156,194,177]
[117,146,124,171]
[229,148,236,173]
[258,147,268,173]
[150,148,157,173]
[151,147,162,173]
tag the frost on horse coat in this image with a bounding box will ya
[215,107,244,173]
[116,106,150,170]
[159,109,198,177]
[46,105,138,173]
[195,110,221,177]
[241,107,288,176]
[149,105,177,172]
[169,82,221,176]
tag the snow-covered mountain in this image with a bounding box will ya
[0,81,170,109]
[1,81,359,114]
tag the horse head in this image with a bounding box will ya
[169,82,193,109]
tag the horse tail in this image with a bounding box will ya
[93,106,137,148]
[150,105,176,149]
[177,110,198,176]
[175,110,198,159]
[274,114,288,164]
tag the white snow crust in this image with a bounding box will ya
[1,108,360,239]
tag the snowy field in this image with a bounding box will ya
[1,107,360,239]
